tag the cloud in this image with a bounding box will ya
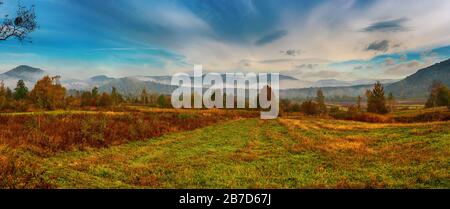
[362,18,409,32]
[280,49,302,56]
[254,30,288,46]
[367,40,390,52]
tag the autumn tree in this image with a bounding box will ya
[300,100,319,115]
[425,81,449,108]
[13,79,28,100]
[29,76,66,110]
[0,81,7,109]
[366,81,388,114]
[0,1,37,42]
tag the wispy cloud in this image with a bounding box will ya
[362,18,409,32]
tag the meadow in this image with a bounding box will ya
[0,106,448,189]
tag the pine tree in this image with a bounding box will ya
[13,79,28,100]
[366,81,388,114]
[158,95,167,108]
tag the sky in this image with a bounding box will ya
[0,0,450,81]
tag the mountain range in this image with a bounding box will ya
[1,58,449,99]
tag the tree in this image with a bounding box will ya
[0,81,7,109]
[13,79,28,100]
[366,81,388,114]
[425,81,449,108]
[316,89,327,114]
[300,100,319,115]
[29,76,66,110]
[91,87,99,105]
[157,95,168,108]
[0,1,37,42]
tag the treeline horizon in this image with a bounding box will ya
[0,75,449,115]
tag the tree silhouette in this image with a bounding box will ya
[0,1,37,42]
[366,81,388,114]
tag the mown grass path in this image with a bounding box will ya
[26,118,450,188]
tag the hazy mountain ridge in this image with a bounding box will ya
[1,58,448,99]
[386,59,450,98]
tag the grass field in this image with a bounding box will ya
[1,109,448,189]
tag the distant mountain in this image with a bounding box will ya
[3,60,447,100]
[351,79,399,86]
[90,75,115,83]
[3,65,45,78]
[312,79,351,87]
[0,65,48,88]
[386,58,450,98]
[98,77,177,96]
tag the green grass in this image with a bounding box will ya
[7,117,448,189]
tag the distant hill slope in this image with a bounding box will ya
[0,65,47,88]
[98,77,177,96]
[386,58,450,98]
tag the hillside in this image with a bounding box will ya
[98,77,177,96]
[386,58,450,98]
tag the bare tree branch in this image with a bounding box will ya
[0,1,37,42]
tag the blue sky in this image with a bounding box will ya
[0,0,449,80]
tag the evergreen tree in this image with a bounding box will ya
[13,79,28,100]
[366,81,388,114]
[158,95,167,108]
